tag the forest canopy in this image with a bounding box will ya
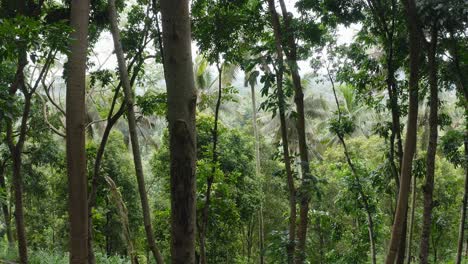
[0,0,467,263]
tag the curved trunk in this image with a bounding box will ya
[329,68,376,264]
[108,1,164,263]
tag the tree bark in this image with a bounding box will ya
[274,2,313,262]
[249,73,266,264]
[456,125,468,264]
[0,160,13,247]
[453,30,468,264]
[66,0,90,263]
[160,1,198,262]
[419,23,438,264]
[385,0,421,262]
[250,80,261,178]
[108,1,164,263]
[406,173,416,264]
[266,1,296,262]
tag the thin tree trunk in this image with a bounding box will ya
[259,204,265,264]
[266,1,296,262]
[0,160,13,247]
[104,175,139,264]
[250,72,265,264]
[406,173,416,264]
[160,0,198,262]
[454,29,468,264]
[108,1,164,263]
[199,63,223,264]
[87,102,124,264]
[385,0,421,262]
[250,82,261,176]
[87,54,144,264]
[328,68,377,264]
[456,131,468,264]
[419,23,439,264]
[66,0,90,263]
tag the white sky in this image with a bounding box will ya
[90,0,361,77]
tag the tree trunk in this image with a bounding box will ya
[456,130,468,264]
[406,173,416,264]
[199,63,223,264]
[266,1,296,262]
[250,73,266,264]
[160,1,198,262]
[87,54,143,264]
[0,160,13,247]
[385,0,421,262]
[108,1,164,263]
[419,23,439,264]
[396,215,407,264]
[11,146,27,264]
[259,204,265,264]
[250,82,261,176]
[66,0,90,263]
[329,68,376,264]
[275,2,313,262]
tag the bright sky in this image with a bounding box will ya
[90,0,361,77]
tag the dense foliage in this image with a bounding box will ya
[0,0,466,263]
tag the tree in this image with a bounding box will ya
[160,0,198,262]
[266,1,297,262]
[272,1,314,261]
[66,0,90,262]
[419,19,439,264]
[107,0,164,262]
[385,0,421,262]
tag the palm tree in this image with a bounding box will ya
[260,73,329,158]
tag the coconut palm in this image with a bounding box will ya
[259,72,329,159]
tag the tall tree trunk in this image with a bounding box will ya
[0,160,13,247]
[385,0,421,262]
[160,1,198,262]
[456,128,468,264]
[5,1,29,261]
[249,74,266,264]
[419,23,439,264]
[406,173,416,264]
[199,63,223,264]
[66,0,90,263]
[266,1,296,262]
[259,204,265,264]
[275,2,313,262]
[453,30,468,264]
[328,68,377,264]
[250,81,261,177]
[396,214,408,264]
[108,1,164,263]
